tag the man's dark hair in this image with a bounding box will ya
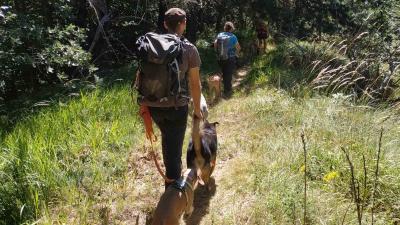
[164,8,186,32]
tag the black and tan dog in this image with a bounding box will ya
[186,120,219,186]
[151,119,218,225]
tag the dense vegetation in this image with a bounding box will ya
[1,0,399,108]
[1,0,399,224]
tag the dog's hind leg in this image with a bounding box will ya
[184,205,194,218]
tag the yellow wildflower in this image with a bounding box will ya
[323,171,339,182]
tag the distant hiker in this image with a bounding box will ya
[214,21,241,98]
[256,20,268,54]
[134,8,205,188]
[0,6,11,22]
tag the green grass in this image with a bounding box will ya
[0,45,220,224]
[0,84,142,224]
[241,40,351,99]
[1,42,399,225]
[204,87,400,224]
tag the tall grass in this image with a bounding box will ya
[244,38,400,104]
[0,44,222,224]
[0,84,142,224]
[204,88,400,224]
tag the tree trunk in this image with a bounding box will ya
[186,3,199,43]
[157,0,167,33]
[88,0,112,61]
[71,0,89,28]
[238,7,246,30]
[14,0,27,13]
[215,4,223,33]
[40,0,53,25]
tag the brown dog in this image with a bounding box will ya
[151,168,203,225]
[207,74,222,101]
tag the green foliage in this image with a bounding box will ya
[1,0,397,110]
[0,84,141,224]
[246,38,399,102]
[242,41,323,98]
[196,40,219,76]
[38,25,96,81]
[0,0,399,224]
[0,15,95,102]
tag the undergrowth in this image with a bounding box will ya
[0,84,141,224]
[1,41,399,225]
[243,39,400,105]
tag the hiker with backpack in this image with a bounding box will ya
[256,20,268,54]
[134,8,204,188]
[214,22,241,98]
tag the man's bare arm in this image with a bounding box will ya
[236,43,241,53]
[188,67,202,119]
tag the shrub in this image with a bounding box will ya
[0,14,95,103]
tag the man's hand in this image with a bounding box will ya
[200,93,208,119]
[193,109,203,120]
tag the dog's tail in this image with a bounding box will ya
[192,116,205,168]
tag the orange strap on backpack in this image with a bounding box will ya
[139,105,175,184]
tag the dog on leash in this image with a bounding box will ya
[151,120,218,225]
[207,74,222,102]
[186,120,219,187]
[151,168,203,225]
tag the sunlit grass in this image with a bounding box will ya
[0,84,142,224]
[203,88,400,224]
[1,43,399,225]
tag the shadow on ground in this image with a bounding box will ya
[184,177,217,225]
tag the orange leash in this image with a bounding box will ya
[139,105,175,184]
[139,105,157,142]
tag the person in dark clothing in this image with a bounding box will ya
[214,22,241,98]
[140,8,204,188]
[256,20,268,54]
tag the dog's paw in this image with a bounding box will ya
[207,183,213,192]
[206,177,216,193]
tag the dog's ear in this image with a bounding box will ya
[196,168,205,186]
[210,122,219,129]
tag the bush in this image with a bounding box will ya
[0,14,95,103]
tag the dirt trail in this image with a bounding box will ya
[123,66,251,225]
[233,66,250,88]
[183,66,251,225]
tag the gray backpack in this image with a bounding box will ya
[216,34,231,60]
[135,32,187,103]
